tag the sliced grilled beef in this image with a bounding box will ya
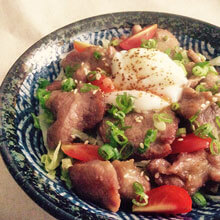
[46,90,105,149]
[99,109,178,159]
[147,150,209,195]
[69,160,120,212]
[61,46,116,82]
[187,49,202,63]
[179,87,213,119]
[69,159,151,212]
[207,153,220,182]
[46,80,62,91]
[112,159,150,199]
[155,28,179,52]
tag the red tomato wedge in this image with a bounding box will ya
[132,185,192,214]
[171,133,211,154]
[61,143,103,162]
[120,24,158,50]
[73,41,91,52]
[91,75,115,93]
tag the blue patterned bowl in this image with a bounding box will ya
[1,12,220,220]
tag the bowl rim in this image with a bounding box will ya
[1,11,220,220]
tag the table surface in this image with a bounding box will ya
[1,0,220,219]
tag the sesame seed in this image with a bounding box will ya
[213,97,218,102]
[84,140,89,145]
[74,88,78,94]
[139,143,144,149]
[93,90,98,95]
[144,175,150,181]
[75,79,78,83]
[178,138,184,141]
[155,172,160,179]
[140,171,144,176]
[96,73,101,80]
[71,135,76,139]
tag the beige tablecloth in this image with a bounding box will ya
[1,0,220,219]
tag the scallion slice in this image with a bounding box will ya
[192,61,210,77]
[171,102,180,111]
[61,78,76,92]
[216,116,220,128]
[176,128,186,137]
[132,182,149,207]
[194,123,213,139]
[87,71,97,82]
[98,144,115,160]
[93,51,102,60]
[80,83,99,93]
[138,129,157,154]
[140,39,157,49]
[153,113,173,123]
[210,140,220,155]
[65,64,80,78]
[116,92,134,114]
[192,192,207,207]
[119,143,134,160]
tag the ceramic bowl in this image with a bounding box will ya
[1,12,220,220]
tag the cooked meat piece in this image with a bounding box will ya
[112,159,150,199]
[155,28,179,52]
[99,109,178,159]
[197,103,220,135]
[187,49,202,63]
[187,76,203,88]
[69,160,120,212]
[61,46,115,82]
[179,87,213,119]
[147,150,210,195]
[185,62,195,77]
[46,80,62,91]
[200,73,220,90]
[46,90,105,149]
[207,153,220,182]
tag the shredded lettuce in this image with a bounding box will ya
[41,141,64,179]
[61,158,73,189]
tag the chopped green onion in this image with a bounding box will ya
[61,78,76,92]
[216,116,220,128]
[98,144,115,160]
[108,105,126,121]
[119,142,134,160]
[195,84,207,92]
[31,113,40,129]
[189,111,200,124]
[209,66,218,75]
[210,83,219,95]
[176,128,186,137]
[171,102,180,111]
[138,129,157,154]
[110,39,120,46]
[36,88,51,109]
[80,83,99,93]
[210,140,220,155]
[194,123,213,139]
[93,51,102,60]
[162,35,168,41]
[38,78,50,89]
[173,52,183,61]
[141,39,157,49]
[112,147,121,160]
[106,120,128,145]
[192,62,210,77]
[153,113,173,123]
[192,192,207,207]
[116,93,134,114]
[217,101,220,108]
[65,64,80,78]
[87,71,97,81]
[164,48,171,56]
[132,182,149,207]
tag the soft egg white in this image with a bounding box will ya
[105,90,170,113]
[111,48,188,102]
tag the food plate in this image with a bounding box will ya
[1,11,220,220]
